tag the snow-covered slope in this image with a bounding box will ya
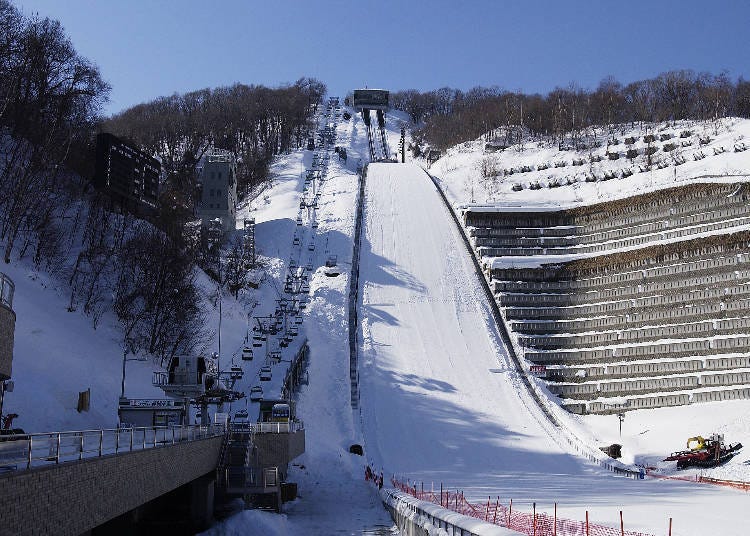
[433,118,750,208]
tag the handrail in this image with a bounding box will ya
[0,272,14,309]
[228,421,304,434]
[0,424,225,473]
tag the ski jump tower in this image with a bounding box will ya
[352,89,390,161]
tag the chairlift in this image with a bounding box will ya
[249,386,263,402]
[230,365,244,380]
[234,409,249,420]
[289,327,299,337]
[293,237,300,246]
[295,316,303,325]
[296,217,303,226]
[308,243,315,251]
[242,347,254,361]
[312,220,318,229]
[279,339,289,348]
[260,366,272,381]
[301,283,310,293]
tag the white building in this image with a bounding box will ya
[198,151,237,231]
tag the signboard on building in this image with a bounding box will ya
[118,398,185,427]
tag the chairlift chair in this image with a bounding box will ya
[293,237,300,246]
[230,366,244,380]
[260,366,272,381]
[249,386,263,402]
[234,409,249,420]
[270,351,282,362]
[295,316,303,325]
[242,347,254,361]
[279,339,289,348]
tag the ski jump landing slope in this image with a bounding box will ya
[358,162,579,486]
[356,163,746,535]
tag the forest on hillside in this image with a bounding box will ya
[102,78,326,232]
[0,0,327,362]
[393,71,750,150]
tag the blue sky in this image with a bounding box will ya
[14,0,750,116]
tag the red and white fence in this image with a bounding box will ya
[391,477,658,536]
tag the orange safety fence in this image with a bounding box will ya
[392,477,656,536]
[645,470,750,492]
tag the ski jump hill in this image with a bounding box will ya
[355,162,747,536]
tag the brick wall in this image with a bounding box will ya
[0,435,223,536]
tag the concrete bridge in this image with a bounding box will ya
[0,422,304,535]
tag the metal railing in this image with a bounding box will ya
[229,421,304,434]
[0,272,14,309]
[0,424,225,473]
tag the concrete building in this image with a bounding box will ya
[94,132,160,212]
[198,151,237,232]
[0,271,15,418]
[0,272,15,382]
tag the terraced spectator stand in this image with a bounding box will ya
[0,272,15,382]
[463,182,750,414]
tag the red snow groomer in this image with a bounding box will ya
[664,434,743,469]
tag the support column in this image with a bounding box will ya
[190,474,216,529]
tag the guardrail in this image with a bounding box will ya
[0,424,225,473]
[348,164,367,408]
[0,272,14,309]
[229,421,304,434]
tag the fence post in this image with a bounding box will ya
[509,498,513,528]
[440,483,443,507]
[554,503,557,536]
[533,502,537,536]
[486,496,490,521]
[620,510,624,536]
[586,511,590,536]
[115,428,119,453]
[493,497,499,524]
[79,433,84,460]
[130,427,134,451]
[669,518,673,536]
[99,430,104,457]
[27,436,33,469]
[55,433,60,464]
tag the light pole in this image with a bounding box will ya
[617,412,625,437]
